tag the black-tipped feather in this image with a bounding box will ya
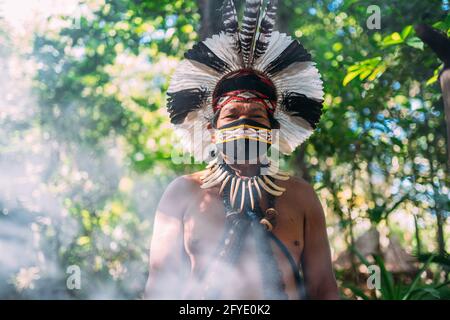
[240,0,262,67]
[282,92,323,129]
[222,0,241,52]
[264,40,312,75]
[185,42,231,74]
[167,88,208,124]
[253,0,278,63]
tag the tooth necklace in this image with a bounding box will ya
[200,157,290,213]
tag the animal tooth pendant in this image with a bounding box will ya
[263,175,286,192]
[239,180,246,212]
[260,218,273,231]
[201,169,227,189]
[247,179,255,210]
[229,176,237,206]
[253,177,262,199]
[260,207,279,231]
[206,157,218,169]
[201,160,289,212]
[201,166,223,186]
[267,164,291,180]
[201,164,220,181]
[269,173,290,181]
[256,176,283,196]
[219,175,231,195]
[231,177,241,207]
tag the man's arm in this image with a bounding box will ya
[301,184,339,300]
[144,177,192,299]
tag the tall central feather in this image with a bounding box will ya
[252,0,278,63]
[222,0,241,53]
[240,0,262,67]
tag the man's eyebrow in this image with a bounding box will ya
[252,106,267,112]
[247,105,268,114]
[221,105,239,113]
[221,102,267,115]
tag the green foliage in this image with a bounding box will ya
[33,0,201,171]
[343,56,385,86]
[347,251,449,300]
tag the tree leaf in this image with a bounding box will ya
[343,69,363,86]
[426,74,438,86]
[402,254,436,300]
[368,64,387,81]
[359,68,373,80]
[373,254,395,299]
[401,25,413,40]
[382,32,403,47]
[406,37,424,50]
[425,65,442,86]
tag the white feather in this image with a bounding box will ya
[272,61,324,101]
[203,32,243,71]
[275,111,313,154]
[167,60,221,93]
[173,102,215,161]
[253,31,293,71]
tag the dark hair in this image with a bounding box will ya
[210,108,280,129]
[212,71,277,104]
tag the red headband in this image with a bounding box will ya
[213,90,276,114]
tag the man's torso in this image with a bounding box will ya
[180,171,308,299]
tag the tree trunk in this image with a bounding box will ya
[440,69,450,168]
[415,24,450,167]
[198,0,223,39]
[436,209,446,256]
[415,24,449,256]
[413,213,422,256]
[276,1,289,33]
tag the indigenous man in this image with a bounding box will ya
[145,0,339,300]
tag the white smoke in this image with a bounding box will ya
[0,4,167,299]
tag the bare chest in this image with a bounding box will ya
[182,188,305,299]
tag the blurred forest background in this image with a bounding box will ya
[0,0,449,299]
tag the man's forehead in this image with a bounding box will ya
[220,102,268,113]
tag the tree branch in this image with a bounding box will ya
[415,24,450,68]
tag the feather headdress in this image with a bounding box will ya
[167,0,324,161]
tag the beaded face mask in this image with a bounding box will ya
[215,118,272,163]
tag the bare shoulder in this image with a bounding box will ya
[279,176,323,217]
[282,176,316,199]
[161,170,211,197]
[165,171,204,192]
[157,171,206,217]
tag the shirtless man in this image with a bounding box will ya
[145,102,339,299]
[145,0,339,300]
